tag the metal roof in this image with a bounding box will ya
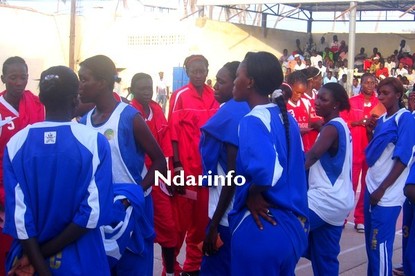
[196,1,415,24]
[284,1,415,14]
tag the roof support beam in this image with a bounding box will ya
[347,1,357,97]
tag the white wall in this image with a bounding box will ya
[0,6,414,94]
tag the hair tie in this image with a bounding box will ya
[271,89,283,100]
[281,82,292,91]
[43,74,59,81]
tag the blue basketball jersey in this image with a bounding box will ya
[3,121,113,275]
[231,103,308,225]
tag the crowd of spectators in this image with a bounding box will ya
[280,35,415,96]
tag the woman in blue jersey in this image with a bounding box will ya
[230,51,309,275]
[305,82,354,276]
[364,77,415,276]
[3,66,113,275]
[78,55,166,276]
[199,61,250,275]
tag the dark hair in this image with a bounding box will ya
[243,51,290,152]
[302,67,321,80]
[183,55,209,73]
[377,77,405,108]
[39,66,79,108]
[286,70,308,87]
[130,72,152,88]
[79,55,116,90]
[2,56,28,75]
[244,52,283,96]
[222,61,240,81]
[322,83,350,111]
[361,72,376,83]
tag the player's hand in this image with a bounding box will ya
[172,166,186,195]
[202,226,219,256]
[366,114,379,133]
[370,187,385,206]
[8,255,35,276]
[246,189,276,230]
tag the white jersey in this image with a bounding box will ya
[81,102,150,196]
[366,109,415,207]
[308,117,354,226]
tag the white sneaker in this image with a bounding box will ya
[355,223,365,233]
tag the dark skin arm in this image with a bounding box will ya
[10,224,88,276]
[309,119,324,132]
[203,144,237,256]
[404,185,415,204]
[305,124,338,170]
[246,185,276,230]
[370,159,406,205]
[39,223,88,258]
[18,239,51,276]
[133,114,167,191]
[171,141,185,194]
[366,114,379,141]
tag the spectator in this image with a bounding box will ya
[317,61,327,79]
[400,52,414,70]
[317,36,329,56]
[323,71,337,84]
[375,61,389,80]
[369,56,381,74]
[330,35,340,61]
[395,62,409,77]
[385,56,396,76]
[310,50,323,67]
[355,47,368,72]
[398,39,411,58]
[339,74,349,91]
[352,77,361,96]
[323,47,334,65]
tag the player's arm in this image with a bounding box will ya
[133,114,167,191]
[39,223,88,259]
[203,143,237,255]
[305,124,338,170]
[405,185,415,204]
[370,159,406,205]
[20,238,51,276]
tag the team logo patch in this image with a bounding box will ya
[44,131,57,144]
[104,129,115,140]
